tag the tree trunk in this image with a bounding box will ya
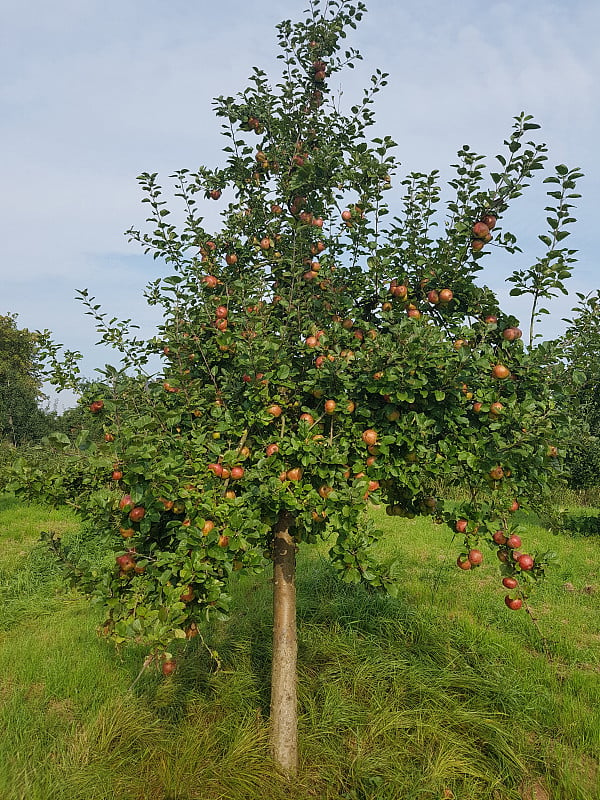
[270,511,297,776]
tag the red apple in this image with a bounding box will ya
[472,221,490,239]
[210,189,222,200]
[518,554,534,571]
[457,555,472,570]
[129,506,145,523]
[267,405,283,418]
[504,596,523,611]
[230,466,245,480]
[455,519,468,533]
[502,577,518,589]
[438,288,453,303]
[468,549,483,565]
[492,364,511,379]
[506,535,522,549]
[161,659,177,676]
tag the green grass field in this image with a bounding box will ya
[0,495,598,800]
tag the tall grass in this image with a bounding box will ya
[0,495,598,799]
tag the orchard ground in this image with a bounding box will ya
[0,494,598,800]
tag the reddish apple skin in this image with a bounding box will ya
[208,463,223,477]
[472,221,490,239]
[505,596,523,611]
[507,535,522,549]
[162,659,177,676]
[493,530,508,545]
[455,519,468,534]
[129,506,146,523]
[119,494,133,511]
[502,577,518,589]
[265,444,279,457]
[230,466,245,480]
[468,549,483,565]
[481,214,497,230]
[361,429,378,446]
[457,556,472,570]
[518,554,534,571]
[492,364,511,379]
[438,288,453,303]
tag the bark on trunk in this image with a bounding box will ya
[270,512,297,776]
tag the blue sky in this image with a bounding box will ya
[1,0,598,408]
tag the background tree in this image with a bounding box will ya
[560,291,600,489]
[0,313,53,445]
[13,0,581,776]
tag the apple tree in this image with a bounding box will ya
[17,0,582,775]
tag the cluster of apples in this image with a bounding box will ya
[470,213,497,252]
[454,515,535,610]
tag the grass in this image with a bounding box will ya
[0,495,598,799]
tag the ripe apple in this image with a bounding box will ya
[215,305,228,319]
[493,530,508,545]
[161,659,177,676]
[468,549,483,565]
[455,519,468,533]
[104,433,115,442]
[266,443,279,457]
[472,402,483,413]
[492,364,511,379]
[427,290,439,305]
[346,401,356,413]
[472,221,490,239]
[471,239,484,252]
[438,288,453,303]
[504,596,523,611]
[210,189,222,200]
[225,253,238,265]
[286,468,302,481]
[502,577,518,589]
[481,214,497,230]
[489,402,503,415]
[202,520,215,535]
[267,405,283,418]
[362,429,378,446]
[509,500,520,512]
[518,554,534,571]
[324,400,336,414]
[111,470,123,481]
[90,400,104,413]
[305,336,318,348]
[224,490,236,500]
[230,466,245,480]
[208,463,223,477]
[271,204,282,215]
[484,315,498,324]
[300,413,315,425]
[120,527,134,538]
[506,535,522,549]
[489,466,505,480]
[129,506,146,523]
[318,485,333,499]
[407,308,421,319]
[119,494,133,511]
[457,555,472,570]
[202,275,218,288]
[116,554,136,572]
[341,210,352,222]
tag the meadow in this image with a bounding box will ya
[0,494,598,800]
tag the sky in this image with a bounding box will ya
[1,0,598,410]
